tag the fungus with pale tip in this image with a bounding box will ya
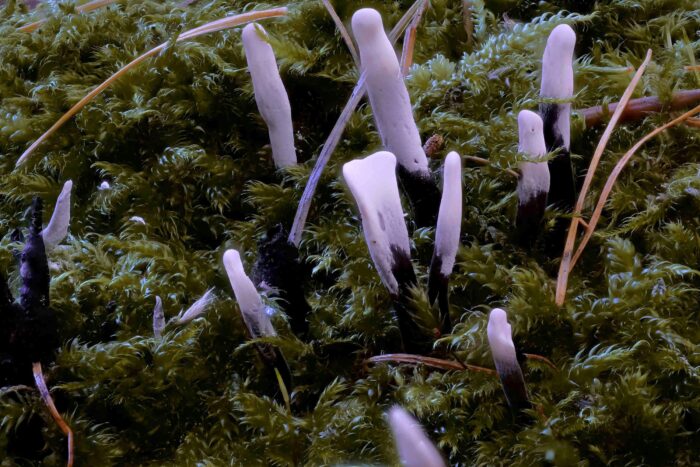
[153,296,164,338]
[351,8,439,226]
[540,24,576,215]
[487,308,530,411]
[343,151,437,353]
[428,151,462,333]
[223,249,291,391]
[515,110,550,246]
[242,23,296,168]
[42,180,72,252]
[172,289,216,325]
[387,406,446,467]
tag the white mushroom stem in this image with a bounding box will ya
[42,180,72,252]
[173,289,216,324]
[432,152,462,277]
[428,152,462,332]
[223,249,276,338]
[515,110,549,244]
[387,406,446,467]
[153,296,165,338]
[242,23,296,168]
[487,308,530,410]
[351,8,429,176]
[540,24,576,210]
[342,151,413,297]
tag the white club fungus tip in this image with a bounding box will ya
[242,22,296,168]
[351,8,429,175]
[517,110,549,203]
[153,296,165,338]
[223,249,276,338]
[342,151,411,296]
[98,181,111,190]
[42,179,72,252]
[487,308,530,408]
[434,151,462,276]
[487,308,517,364]
[387,406,446,467]
[129,216,146,225]
[540,24,576,99]
[174,288,216,325]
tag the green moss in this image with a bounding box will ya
[1,0,699,465]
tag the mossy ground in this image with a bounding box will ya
[1,0,699,465]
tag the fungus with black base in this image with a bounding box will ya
[515,110,550,247]
[223,248,293,395]
[428,151,462,335]
[351,7,440,227]
[540,24,576,250]
[487,308,530,413]
[343,151,434,354]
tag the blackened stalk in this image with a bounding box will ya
[253,224,310,337]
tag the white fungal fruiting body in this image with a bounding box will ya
[351,8,429,175]
[387,406,446,467]
[153,296,165,337]
[540,24,576,149]
[129,216,146,225]
[42,180,72,251]
[174,289,215,324]
[223,249,276,338]
[342,151,411,295]
[98,181,111,190]
[487,308,530,409]
[487,308,519,366]
[517,110,549,203]
[242,23,296,168]
[434,151,462,276]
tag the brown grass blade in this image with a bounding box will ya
[18,0,118,33]
[16,7,287,167]
[400,0,429,76]
[33,362,74,467]
[570,102,700,267]
[366,353,496,375]
[555,49,652,306]
[321,0,359,68]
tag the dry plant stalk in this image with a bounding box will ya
[16,7,288,167]
[580,89,700,127]
[33,362,74,467]
[569,101,700,266]
[367,353,497,375]
[400,0,430,75]
[289,0,427,246]
[555,50,652,306]
[321,0,359,68]
[18,0,118,33]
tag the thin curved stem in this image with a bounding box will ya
[33,362,74,467]
[366,353,497,375]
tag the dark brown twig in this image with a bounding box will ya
[579,89,700,127]
[366,353,497,375]
[33,362,74,467]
